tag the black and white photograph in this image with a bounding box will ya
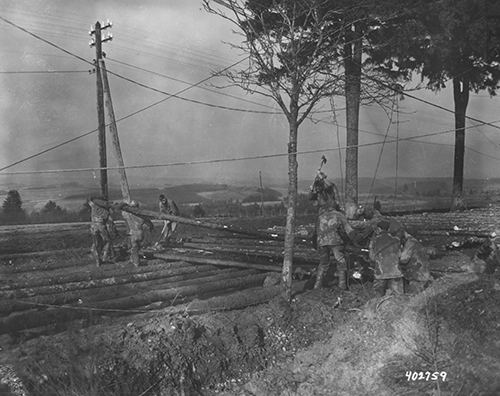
[1,0,500,395]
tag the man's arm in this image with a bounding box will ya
[170,200,180,216]
[144,218,154,232]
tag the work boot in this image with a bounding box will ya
[314,266,327,289]
[337,270,347,290]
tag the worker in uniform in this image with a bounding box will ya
[399,231,433,291]
[88,197,118,266]
[368,219,405,295]
[154,193,180,249]
[310,171,353,290]
[469,230,500,274]
[128,200,154,266]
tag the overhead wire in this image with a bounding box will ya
[0,14,292,117]
[361,70,500,132]
[0,70,91,74]
[3,120,500,176]
[0,16,283,172]
[107,56,278,109]
[0,12,237,77]
[0,15,93,66]
[0,54,248,173]
[366,93,397,203]
[1,17,277,115]
[2,14,500,176]
[106,56,344,115]
[102,61,281,114]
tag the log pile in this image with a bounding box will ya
[2,204,498,340]
[0,239,310,337]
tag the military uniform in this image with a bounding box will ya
[89,199,113,266]
[369,226,404,295]
[400,233,432,283]
[128,211,154,266]
[311,176,352,289]
[155,195,180,248]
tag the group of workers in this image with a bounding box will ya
[88,193,179,267]
[88,170,432,295]
[309,170,432,296]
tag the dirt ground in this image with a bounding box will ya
[2,214,500,395]
[6,282,377,396]
[4,267,497,396]
[219,271,500,396]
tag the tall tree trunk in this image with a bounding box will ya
[282,117,298,302]
[451,77,469,210]
[344,24,362,219]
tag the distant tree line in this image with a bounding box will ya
[0,190,90,225]
[0,190,319,225]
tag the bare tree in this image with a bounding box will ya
[204,0,345,301]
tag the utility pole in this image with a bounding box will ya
[99,59,131,203]
[259,170,264,216]
[90,20,112,200]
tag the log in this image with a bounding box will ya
[186,280,307,313]
[0,262,222,299]
[91,270,267,311]
[182,242,317,261]
[414,230,490,238]
[1,252,95,274]
[154,253,289,272]
[120,206,310,243]
[0,271,269,334]
[0,267,242,315]
[0,247,89,261]
[0,260,201,291]
[185,237,282,246]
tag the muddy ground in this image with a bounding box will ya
[1,212,500,395]
[6,269,499,396]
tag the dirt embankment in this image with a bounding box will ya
[7,283,373,396]
[226,272,500,396]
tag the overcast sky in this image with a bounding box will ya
[1,0,500,190]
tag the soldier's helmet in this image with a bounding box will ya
[129,200,139,208]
